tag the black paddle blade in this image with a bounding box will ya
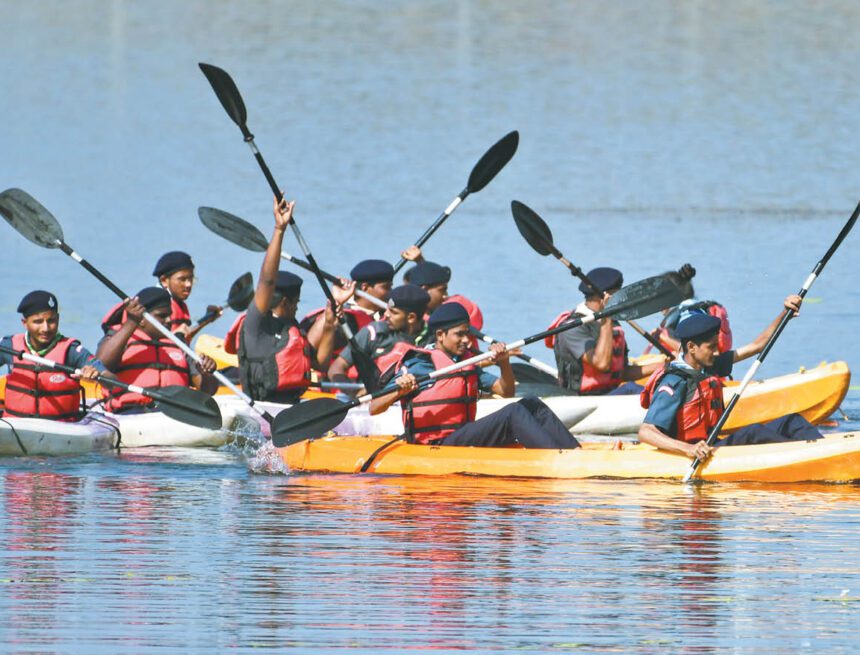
[0,188,64,249]
[199,206,269,252]
[467,131,519,193]
[227,272,254,312]
[511,362,558,386]
[604,274,689,321]
[511,200,557,257]
[271,398,352,447]
[152,385,223,430]
[198,63,248,130]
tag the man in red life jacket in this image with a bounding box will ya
[229,196,354,403]
[1,291,106,421]
[638,298,822,461]
[327,284,432,386]
[370,302,580,448]
[299,259,393,373]
[550,267,665,395]
[95,287,218,412]
[152,251,221,343]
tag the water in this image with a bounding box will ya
[2,0,860,651]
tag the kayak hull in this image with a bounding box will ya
[279,432,860,483]
[0,414,120,456]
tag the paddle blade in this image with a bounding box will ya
[0,188,64,249]
[227,272,254,312]
[511,200,555,256]
[271,398,351,447]
[199,206,269,252]
[604,274,690,321]
[199,63,248,129]
[467,131,519,193]
[152,385,223,430]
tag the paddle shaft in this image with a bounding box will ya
[0,344,186,410]
[683,199,860,482]
[469,327,559,377]
[54,240,275,423]
[392,187,468,274]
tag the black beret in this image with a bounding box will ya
[579,267,623,295]
[275,271,303,296]
[388,285,431,314]
[406,261,451,287]
[675,314,721,341]
[136,287,172,311]
[17,290,59,317]
[152,251,194,277]
[427,301,470,332]
[350,259,394,284]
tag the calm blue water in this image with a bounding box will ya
[2,0,860,651]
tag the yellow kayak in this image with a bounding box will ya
[278,432,860,483]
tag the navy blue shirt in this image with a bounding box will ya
[0,335,105,373]
[643,352,734,437]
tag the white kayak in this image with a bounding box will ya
[0,413,120,456]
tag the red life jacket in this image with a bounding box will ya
[705,302,733,353]
[101,328,191,412]
[444,295,483,330]
[640,365,724,443]
[100,301,126,334]
[547,310,626,393]
[301,305,375,368]
[234,314,312,399]
[168,296,192,331]
[4,334,83,421]
[224,312,245,355]
[398,347,480,445]
[544,310,575,349]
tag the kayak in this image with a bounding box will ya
[0,413,120,456]
[195,333,238,370]
[278,432,860,483]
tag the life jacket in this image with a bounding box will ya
[168,296,192,331]
[224,312,245,355]
[640,365,724,443]
[398,347,480,445]
[3,334,83,421]
[444,295,483,330]
[339,322,416,384]
[300,305,375,365]
[101,329,191,412]
[100,301,126,334]
[236,314,312,400]
[548,309,626,394]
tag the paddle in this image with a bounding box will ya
[201,206,562,381]
[0,344,222,429]
[198,63,380,392]
[511,200,675,358]
[196,271,254,324]
[392,131,519,274]
[683,200,860,483]
[469,327,559,379]
[0,187,276,425]
[270,272,688,447]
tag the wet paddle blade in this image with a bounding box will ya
[271,398,352,447]
[227,272,254,312]
[152,385,223,430]
[511,362,558,386]
[511,200,555,256]
[605,274,689,321]
[198,63,248,129]
[0,188,64,249]
[199,206,268,252]
[467,131,519,193]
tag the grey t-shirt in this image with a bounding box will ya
[241,304,298,359]
[552,307,627,394]
[338,321,411,366]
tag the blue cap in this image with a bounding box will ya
[427,301,470,332]
[152,251,194,277]
[350,259,394,284]
[579,267,623,295]
[406,261,451,287]
[275,271,303,296]
[136,287,172,311]
[17,290,59,317]
[388,285,430,314]
[675,313,721,341]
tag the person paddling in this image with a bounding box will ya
[369,302,580,449]
[327,284,432,387]
[548,267,665,395]
[1,291,107,421]
[638,298,822,461]
[95,287,218,413]
[223,197,354,403]
[151,250,221,342]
